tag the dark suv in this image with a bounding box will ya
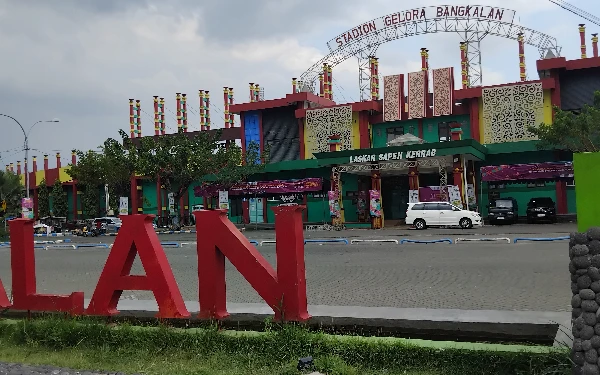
[488,197,518,225]
[526,197,557,224]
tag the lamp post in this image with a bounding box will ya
[0,114,60,197]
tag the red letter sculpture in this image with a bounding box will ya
[9,218,84,314]
[0,278,10,308]
[195,205,310,321]
[86,215,190,318]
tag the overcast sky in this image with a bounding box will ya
[0,0,596,169]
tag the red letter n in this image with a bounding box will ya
[195,205,310,322]
[9,218,84,314]
[86,215,190,318]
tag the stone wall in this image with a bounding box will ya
[570,227,600,375]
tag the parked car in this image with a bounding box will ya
[92,217,122,232]
[488,197,518,225]
[406,202,482,230]
[526,197,557,224]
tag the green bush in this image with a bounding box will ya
[0,318,570,375]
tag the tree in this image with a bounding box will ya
[0,170,23,217]
[37,179,50,218]
[528,91,600,152]
[51,179,68,218]
[67,149,106,218]
[134,129,265,214]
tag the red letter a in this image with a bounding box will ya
[9,218,84,314]
[86,215,190,318]
[195,205,310,321]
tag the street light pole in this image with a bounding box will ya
[0,114,59,198]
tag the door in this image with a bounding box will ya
[249,198,264,223]
[437,203,457,225]
[422,203,441,225]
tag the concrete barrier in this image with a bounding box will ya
[160,242,181,248]
[400,238,453,244]
[513,236,569,243]
[44,244,77,250]
[304,239,349,245]
[249,240,259,246]
[156,230,197,235]
[455,237,511,244]
[34,233,70,237]
[76,243,110,249]
[179,242,197,247]
[350,239,399,244]
[260,240,277,246]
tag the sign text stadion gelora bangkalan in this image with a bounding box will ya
[328,5,516,50]
[0,207,310,322]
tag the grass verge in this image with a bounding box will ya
[0,317,571,375]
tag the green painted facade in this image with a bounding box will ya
[574,152,600,232]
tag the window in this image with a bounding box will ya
[423,203,439,210]
[386,127,404,143]
[411,203,424,210]
[437,203,453,211]
[438,122,451,142]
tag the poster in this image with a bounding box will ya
[369,190,381,217]
[119,197,129,215]
[448,185,463,207]
[168,193,175,215]
[218,191,229,210]
[409,190,420,203]
[21,198,33,219]
[328,190,340,218]
[466,184,476,206]
[480,162,573,182]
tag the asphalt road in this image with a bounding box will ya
[0,223,572,312]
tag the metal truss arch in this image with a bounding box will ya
[299,11,561,100]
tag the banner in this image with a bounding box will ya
[218,191,229,210]
[119,197,129,216]
[409,190,419,203]
[168,193,175,215]
[194,178,323,197]
[21,198,33,219]
[448,185,463,207]
[356,191,367,215]
[480,162,573,182]
[419,186,461,203]
[466,184,476,206]
[328,191,340,218]
[369,190,381,217]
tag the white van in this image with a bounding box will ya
[406,202,482,230]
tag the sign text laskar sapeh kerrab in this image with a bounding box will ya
[328,5,516,50]
[349,148,437,164]
[0,208,310,322]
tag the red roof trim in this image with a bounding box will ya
[454,78,555,100]
[230,92,335,114]
[295,100,383,118]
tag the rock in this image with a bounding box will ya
[575,351,587,365]
[583,362,600,374]
[573,308,583,319]
[578,273,587,282]
[575,295,584,307]
[582,325,596,340]
[582,289,596,300]
[585,340,594,351]
[595,324,600,335]
[592,281,600,293]
[583,300,600,313]
[589,228,600,241]
[575,283,583,294]
[577,317,588,329]
[588,349,600,364]
[573,262,581,274]
[584,313,597,326]
[591,241,600,256]
[587,240,600,255]
[592,336,600,349]
[591,268,600,281]
[581,278,595,290]
[593,255,600,268]
[576,339,584,351]
[582,269,593,275]
[576,245,592,256]
[575,232,591,245]
[576,256,593,269]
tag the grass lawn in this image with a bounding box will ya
[0,339,437,375]
[0,318,570,375]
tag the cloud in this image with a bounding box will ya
[0,0,594,168]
